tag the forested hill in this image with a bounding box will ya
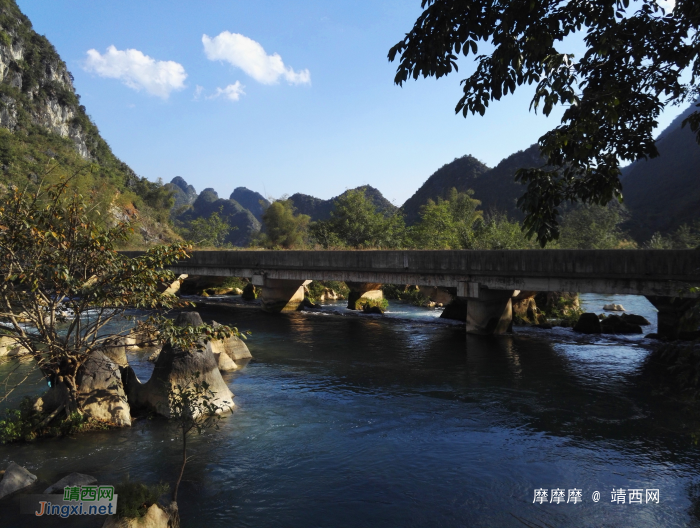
[289,185,396,221]
[401,155,489,224]
[400,147,545,224]
[621,99,700,240]
[0,0,176,244]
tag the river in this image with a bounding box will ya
[1,294,700,527]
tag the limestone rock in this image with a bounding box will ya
[573,313,602,334]
[77,351,132,426]
[620,313,651,326]
[44,472,97,494]
[101,336,130,368]
[241,283,257,300]
[440,298,468,321]
[102,503,171,528]
[600,315,643,334]
[147,349,161,363]
[0,335,28,357]
[0,462,37,499]
[232,288,244,295]
[603,303,625,312]
[125,312,234,417]
[211,322,252,360]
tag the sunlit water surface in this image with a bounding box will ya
[2,294,700,527]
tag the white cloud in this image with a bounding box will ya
[194,85,204,100]
[208,82,246,102]
[84,45,187,99]
[202,31,310,85]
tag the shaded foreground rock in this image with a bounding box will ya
[44,472,97,493]
[600,315,643,334]
[77,351,131,426]
[0,462,37,499]
[125,312,234,417]
[573,313,602,334]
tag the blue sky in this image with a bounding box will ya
[18,0,687,205]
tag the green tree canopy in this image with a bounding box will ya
[390,0,700,245]
[310,188,406,248]
[411,188,482,249]
[185,207,234,248]
[258,199,310,248]
[557,204,632,249]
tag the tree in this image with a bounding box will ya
[467,213,540,250]
[167,373,231,520]
[389,0,700,245]
[411,188,482,248]
[186,207,234,247]
[310,188,406,248]
[0,176,234,418]
[557,203,632,249]
[258,199,310,248]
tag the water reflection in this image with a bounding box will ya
[0,296,698,527]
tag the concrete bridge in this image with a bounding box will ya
[124,249,700,338]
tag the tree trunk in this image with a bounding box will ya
[173,428,187,503]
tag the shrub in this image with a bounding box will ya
[114,479,169,519]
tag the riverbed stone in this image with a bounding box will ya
[600,315,643,334]
[241,283,257,300]
[0,462,37,499]
[620,313,651,326]
[44,472,97,494]
[77,351,132,426]
[211,321,252,360]
[573,313,602,334]
[603,303,625,311]
[102,503,171,528]
[125,311,234,417]
[0,335,28,357]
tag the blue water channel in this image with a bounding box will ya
[1,294,699,527]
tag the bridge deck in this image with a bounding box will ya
[122,250,700,297]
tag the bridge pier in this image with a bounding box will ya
[459,283,516,335]
[256,277,312,313]
[645,296,698,339]
[346,282,383,310]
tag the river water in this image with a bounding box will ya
[2,294,700,527]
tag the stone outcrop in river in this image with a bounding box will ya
[125,312,234,417]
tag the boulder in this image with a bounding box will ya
[77,351,132,426]
[147,349,161,363]
[440,298,468,321]
[211,322,252,360]
[44,472,97,494]
[600,315,643,334]
[363,305,384,315]
[241,283,257,301]
[573,313,602,334]
[102,503,171,528]
[300,298,320,310]
[100,336,130,368]
[125,312,234,417]
[231,288,244,295]
[0,462,37,499]
[620,313,651,326]
[512,294,538,324]
[603,303,625,311]
[0,335,28,357]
